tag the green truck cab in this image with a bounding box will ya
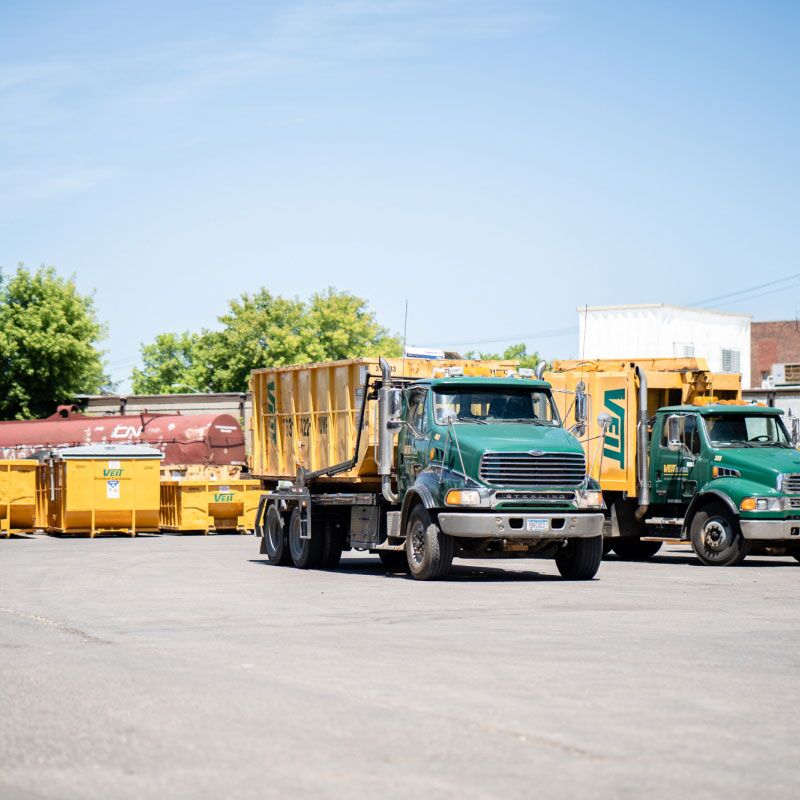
[379,367,606,579]
[637,404,800,565]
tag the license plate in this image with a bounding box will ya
[526,518,549,533]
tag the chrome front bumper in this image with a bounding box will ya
[437,512,604,540]
[739,518,800,541]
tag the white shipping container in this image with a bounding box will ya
[578,304,752,388]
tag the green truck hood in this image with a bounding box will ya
[713,447,800,490]
[445,423,584,490]
[450,423,584,456]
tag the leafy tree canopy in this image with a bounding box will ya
[132,288,402,393]
[0,264,108,419]
[463,342,541,370]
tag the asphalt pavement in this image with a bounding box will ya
[1,534,799,800]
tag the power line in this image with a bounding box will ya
[421,326,577,348]
[689,273,800,308]
[704,281,800,310]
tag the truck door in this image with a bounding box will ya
[652,413,702,504]
[397,388,430,495]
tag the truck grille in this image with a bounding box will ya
[784,474,800,494]
[480,452,586,488]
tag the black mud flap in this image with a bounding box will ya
[254,494,269,555]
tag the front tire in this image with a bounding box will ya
[612,537,663,560]
[288,508,324,569]
[264,505,291,565]
[405,505,454,580]
[690,503,750,566]
[555,536,603,579]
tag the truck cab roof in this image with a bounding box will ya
[659,403,783,416]
[415,376,553,390]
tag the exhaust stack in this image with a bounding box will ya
[634,365,650,519]
[378,358,399,504]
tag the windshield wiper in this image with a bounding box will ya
[457,417,488,425]
[502,418,549,425]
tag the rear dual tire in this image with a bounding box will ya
[264,505,291,566]
[264,506,342,569]
[288,508,324,569]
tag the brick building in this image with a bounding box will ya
[751,320,800,387]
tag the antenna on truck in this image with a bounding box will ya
[401,299,409,378]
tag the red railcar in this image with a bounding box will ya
[0,406,245,466]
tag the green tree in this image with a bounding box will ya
[132,288,402,393]
[304,288,402,362]
[463,342,541,369]
[130,332,211,394]
[0,264,108,419]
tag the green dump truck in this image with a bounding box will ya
[547,359,800,566]
[250,358,606,580]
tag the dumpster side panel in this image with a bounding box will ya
[0,460,38,534]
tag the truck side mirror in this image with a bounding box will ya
[787,418,799,447]
[597,412,612,433]
[386,388,403,431]
[574,381,587,437]
[666,415,682,451]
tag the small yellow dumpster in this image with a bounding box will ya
[160,479,262,533]
[37,445,163,536]
[0,460,38,536]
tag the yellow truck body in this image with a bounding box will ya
[160,479,262,533]
[0,459,38,536]
[544,358,742,495]
[36,445,163,536]
[250,357,517,483]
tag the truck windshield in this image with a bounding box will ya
[702,413,792,447]
[433,388,559,425]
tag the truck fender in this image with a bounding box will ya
[399,484,437,536]
[682,490,739,536]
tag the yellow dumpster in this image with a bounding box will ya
[36,445,163,537]
[160,479,262,533]
[0,460,38,536]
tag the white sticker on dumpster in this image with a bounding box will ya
[107,480,120,499]
[108,461,121,469]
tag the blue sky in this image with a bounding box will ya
[1,0,798,390]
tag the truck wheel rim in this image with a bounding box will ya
[702,517,733,554]
[410,521,425,565]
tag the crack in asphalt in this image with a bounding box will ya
[0,606,113,645]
